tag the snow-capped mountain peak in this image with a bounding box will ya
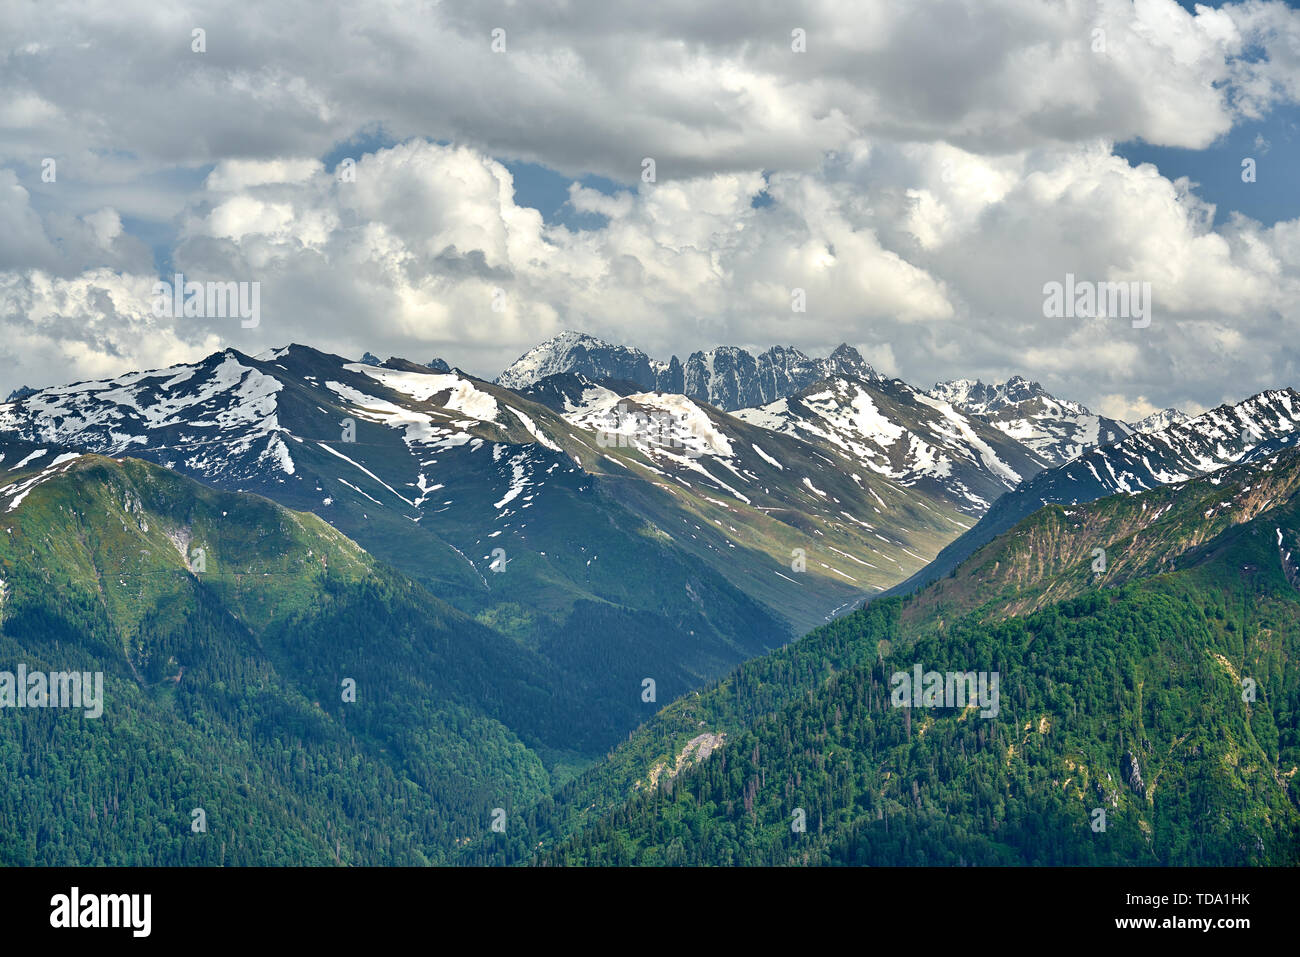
[1130,408,1192,434]
[736,374,1049,514]
[928,375,1131,466]
[931,375,1075,415]
[0,350,289,478]
[495,331,658,391]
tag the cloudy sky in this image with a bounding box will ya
[3,0,1300,420]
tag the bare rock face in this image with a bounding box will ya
[1123,750,1146,798]
[496,331,879,411]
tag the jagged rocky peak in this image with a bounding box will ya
[426,358,451,373]
[929,378,999,409]
[931,375,1058,414]
[999,375,1051,405]
[360,352,384,367]
[681,346,759,409]
[682,342,879,409]
[827,343,875,380]
[4,386,38,403]
[1130,407,1192,434]
[928,375,1133,467]
[496,330,880,412]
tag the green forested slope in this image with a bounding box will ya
[0,455,562,864]
[540,577,1298,864]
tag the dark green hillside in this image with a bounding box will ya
[541,577,1298,865]
[0,454,567,864]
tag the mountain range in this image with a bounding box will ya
[497,332,1145,465]
[1,330,1297,865]
[496,331,881,410]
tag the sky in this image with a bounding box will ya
[4,0,1300,421]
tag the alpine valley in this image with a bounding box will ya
[1,331,1296,865]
